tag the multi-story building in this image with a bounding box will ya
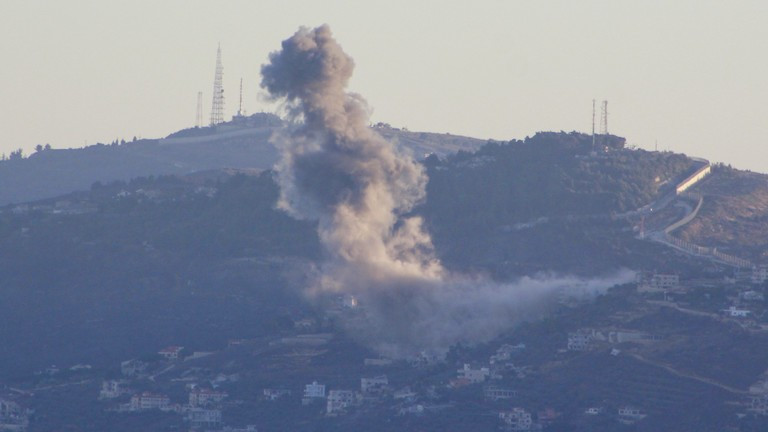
[499,407,532,431]
[326,390,357,415]
[130,392,170,411]
[189,388,228,407]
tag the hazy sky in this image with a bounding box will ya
[2,1,767,171]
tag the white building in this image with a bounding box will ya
[457,364,490,384]
[567,329,604,351]
[158,346,184,361]
[189,388,228,407]
[262,389,291,401]
[99,380,126,399]
[326,390,357,415]
[393,387,417,401]
[642,273,680,292]
[361,375,388,394]
[484,386,517,401]
[618,406,646,424]
[722,306,751,318]
[130,392,170,411]
[302,381,326,405]
[499,407,533,431]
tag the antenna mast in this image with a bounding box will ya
[196,92,203,127]
[600,100,608,135]
[237,78,244,117]
[210,44,225,125]
[591,99,596,151]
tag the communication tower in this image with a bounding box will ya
[600,100,608,135]
[196,92,203,128]
[237,78,245,117]
[210,45,225,125]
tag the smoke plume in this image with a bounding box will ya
[262,25,632,357]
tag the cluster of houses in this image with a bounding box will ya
[96,345,255,430]
[100,380,229,429]
[296,375,393,416]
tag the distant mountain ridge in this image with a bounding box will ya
[0,113,486,205]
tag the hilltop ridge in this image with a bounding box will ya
[0,114,486,206]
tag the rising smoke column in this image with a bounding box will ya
[262,25,632,357]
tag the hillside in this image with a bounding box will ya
[2,131,768,431]
[677,165,768,263]
[0,115,486,206]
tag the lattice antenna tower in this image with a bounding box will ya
[196,92,203,127]
[210,44,225,125]
[237,78,244,117]
[600,100,608,135]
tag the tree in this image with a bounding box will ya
[9,148,23,160]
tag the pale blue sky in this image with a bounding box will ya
[2,1,767,171]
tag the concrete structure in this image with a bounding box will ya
[99,380,126,399]
[638,272,680,292]
[618,406,647,424]
[484,386,517,401]
[158,346,184,361]
[326,390,357,415]
[189,388,228,407]
[302,381,326,405]
[393,387,417,401]
[675,161,711,194]
[457,364,490,384]
[130,392,170,411]
[185,407,222,428]
[499,407,533,430]
[361,375,388,394]
[723,306,751,318]
[567,329,605,351]
[262,389,291,401]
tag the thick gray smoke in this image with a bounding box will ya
[262,25,633,357]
